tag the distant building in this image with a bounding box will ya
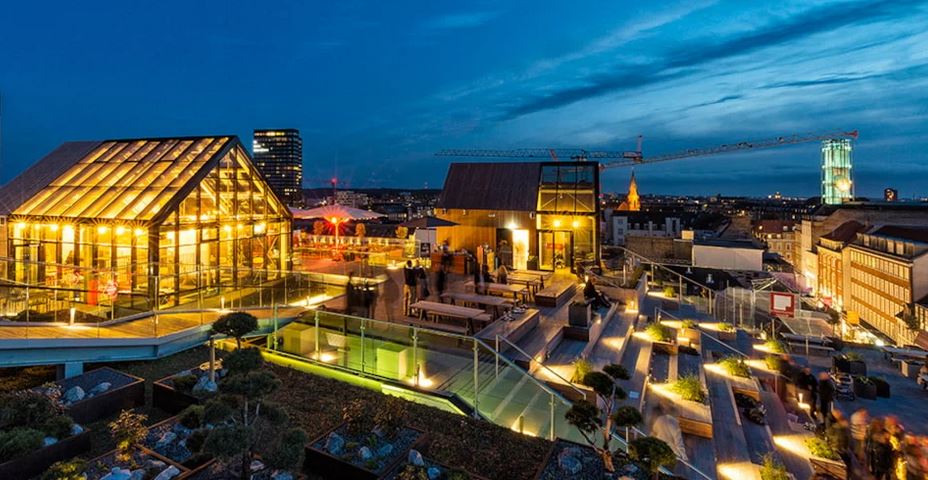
[821,138,853,205]
[692,238,764,271]
[753,219,798,264]
[334,190,370,208]
[617,172,640,211]
[816,220,867,312]
[253,129,303,207]
[846,225,928,344]
[884,188,898,202]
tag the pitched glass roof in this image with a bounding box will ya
[14,137,232,221]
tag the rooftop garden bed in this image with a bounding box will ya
[35,367,144,425]
[383,449,488,480]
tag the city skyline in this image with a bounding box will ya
[1,0,927,197]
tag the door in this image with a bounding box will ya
[539,231,572,271]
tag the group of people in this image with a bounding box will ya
[829,408,928,479]
[795,367,836,428]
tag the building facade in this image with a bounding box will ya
[846,226,928,344]
[821,138,853,205]
[253,129,303,207]
[754,219,797,264]
[1,136,291,316]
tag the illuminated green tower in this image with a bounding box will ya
[821,138,853,205]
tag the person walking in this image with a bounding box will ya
[818,371,835,429]
[798,367,818,419]
[828,410,851,479]
[869,418,892,480]
[435,264,447,300]
[851,408,870,464]
[403,260,418,315]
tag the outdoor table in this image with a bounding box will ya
[507,273,542,294]
[409,300,491,333]
[511,269,553,288]
[464,281,529,302]
[440,292,511,318]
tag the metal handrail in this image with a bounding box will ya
[472,337,574,407]
[496,335,588,400]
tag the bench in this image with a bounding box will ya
[534,282,577,308]
[678,416,714,439]
[404,317,470,335]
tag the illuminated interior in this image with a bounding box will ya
[535,163,598,270]
[6,136,291,313]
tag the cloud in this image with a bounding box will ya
[760,63,928,89]
[421,11,500,31]
[500,0,922,120]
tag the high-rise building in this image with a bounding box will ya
[821,139,853,205]
[884,188,898,202]
[253,129,303,207]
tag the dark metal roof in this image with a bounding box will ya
[437,162,541,211]
[871,225,928,243]
[0,141,101,215]
[821,220,867,243]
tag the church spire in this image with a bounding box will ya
[627,170,640,211]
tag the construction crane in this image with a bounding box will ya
[435,129,858,169]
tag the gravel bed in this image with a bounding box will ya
[536,440,649,480]
[312,425,421,474]
[56,368,138,396]
[144,419,195,464]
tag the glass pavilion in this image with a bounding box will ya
[4,136,292,316]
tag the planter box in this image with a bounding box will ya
[383,454,488,480]
[56,367,145,424]
[305,423,427,480]
[84,446,190,480]
[679,327,701,346]
[0,427,92,480]
[652,340,679,355]
[810,457,847,480]
[716,330,737,342]
[145,416,215,470]
[871,378,891,398]
[153,372,203,415]
[567,301,591,327]
[853,380,877,400]
[535,438,635,480]
[848,360,867,376]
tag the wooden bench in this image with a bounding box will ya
[534,282,577,308]
[678,416,714,439]
[403,317,469,335]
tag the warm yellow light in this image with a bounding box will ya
[718,462,760,480]
[571,219,580,229]
[553,219,562,228]
[134,228,146,237]
[14,222,26,230]
[254,222,266,234]
[97,225,109,234]
[506,222,519,230]
[115,226,126,236]
[330,217,339,224]
[48,223,59,232]
[236,224,244,229]
[835,177,852,192]
[223,225,232,232]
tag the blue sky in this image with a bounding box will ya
[1,0,927,197]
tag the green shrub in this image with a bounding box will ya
[764,339,786,354]
[681,319,697,329]
[178,405,205,429]
[41,414,75,439]
[171,374,197,392]
[628,436,676,476]
[718,322,735,333]
[806,435,840,460]
[42,459,87,480]
[186,428,209,453]
[343,398,374,436]
[0,390,62,430]
[263,427,307,471]
[570,358,594,384]
[612,406,643,428]
[765,355,784,372]
[373,396,407,438]
[844,351,863,361]
[669,375,707,404]
[211,311,259,349]
[109,410,148,466]
[759,454,789,480]
[0,427,44,462]
[663,286,676,298]
[645,323,674,343]
[718,357,751,378]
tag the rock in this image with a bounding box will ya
[250,459,265,472]
[325,432,345,455]
[270,471,293,480]
[89,381,112,395]
[408,449,425,467]
[101,467,132,480]
[557,454,582,475]
[620,463,639,475]
[359,446,373,460]
[144,459,167,471]
[191,376,218,396]
[129,470,146,480]
[376,443,394,457]
[43,436,58,447]
[155,431,177,449]
[70,423,84,436]
[172,423,191,436]
[63,386,85,403]
[427,466,442,480]
[152,465,180,480]
[372,425,385,438]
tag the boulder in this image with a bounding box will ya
[191,376,218,396]
[377,443,394,457]
[101,467,132,480]
[172,423,191,436]
[63,386,85,403]
[358,446,373,461]
[152,465,180,480]
[88,382,113,396]
[43,436,58,447]
[325,432,345,455]
[155,431,177,449]
[408,449,425,467]
[144,459,167,471]
[270,471,293,480]
[70,423,84,436]
[557,448,582,475]
[250,460,265,472]
[427,466,442,480]
[129,469,146,480]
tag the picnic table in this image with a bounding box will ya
[464,281,529,302]
[408,300,492,334]
[506,273,542,294]
[511,269,553,287]
[440,292,511,317]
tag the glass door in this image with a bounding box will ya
[539,231,572,271]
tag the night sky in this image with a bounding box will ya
[1,1,926,198]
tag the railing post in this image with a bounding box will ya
[360,320,367,373]
[412,327,419,383]
[494,335,500,378]
[472,338,479,418]
[549,394,556,440]
[314,310,321,357]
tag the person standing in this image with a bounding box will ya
[403,260,418,315]
[818,371,835,429]
[417,262,430,300]
[435,264,447,300]
[828,410,851,479]
[851,408,870,464]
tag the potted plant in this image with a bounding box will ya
[561,364,631,473]
[645,323,678,355]
[839,352,867,376]
[760,453,792,480]
[669,374,707,404]
[628,436,676,479]
[853,376,877,400]
[718,356,751,378]
[806,434,846,479]
[201,347,306,480]
[679,319,700,345]
[109,410,148,468]
[306,396,425,479]
[75,411,187,480]
[869,376,890,398]
[716,322,736,341]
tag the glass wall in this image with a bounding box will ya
[535,163,599,270]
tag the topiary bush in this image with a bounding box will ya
[0,428,44,462]
[171,373,197,392]
[179,405,205,429]
[629,436,676,479]
[211,312,259,350]
[669,374,707,404]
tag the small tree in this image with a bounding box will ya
[211,311,258,349]
[395,226,409,239]
[203,348,306,480]
[629,436,676,479]
[612,405,643,443]
[355,223,366,238]
[313,220,326,236]
[108,410,147,467]
[564,363,630,472]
